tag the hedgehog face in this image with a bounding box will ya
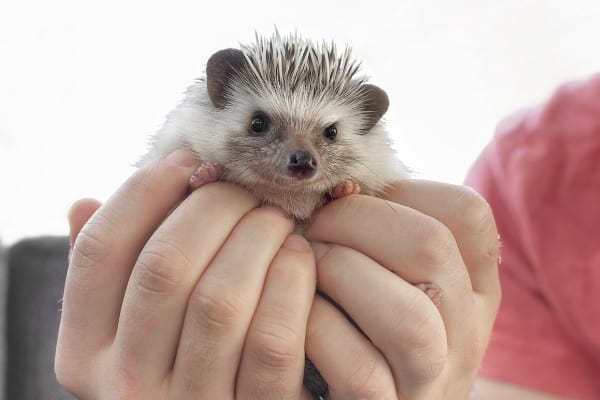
[215,87,377,195]
[205,36,389,195]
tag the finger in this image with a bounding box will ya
[236,235,316,400]
[305,195,473,349]
[306,296,397,400]
[383,179,500,298]
[114,183,259,383]
[59,149,198,354]
[67,198,102,246]
[168,207,294,399]
[383,181,501,372]
[311,243,446,398]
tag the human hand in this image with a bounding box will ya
[56,149,317,399]
[303,180,501,399]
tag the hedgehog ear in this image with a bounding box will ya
[359,84,389,133]
[206,48,246,109]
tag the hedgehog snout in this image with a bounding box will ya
[286,149,318,179]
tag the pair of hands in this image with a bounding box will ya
[55,149,500,399]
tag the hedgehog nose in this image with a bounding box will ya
[287,150,317,178]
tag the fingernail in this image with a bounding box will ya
[166,149,197,167]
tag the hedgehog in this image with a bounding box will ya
[140,32,411,399]
[140,32,408,220]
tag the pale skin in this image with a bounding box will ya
[54,148,527,399]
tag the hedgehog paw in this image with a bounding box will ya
[190,162,222,190]
[331,181,361,199]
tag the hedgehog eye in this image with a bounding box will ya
[324,124,337,140]
[250,114,269,135]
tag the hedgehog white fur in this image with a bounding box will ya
[140,32,408,220]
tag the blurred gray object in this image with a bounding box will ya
[1,236,74,400]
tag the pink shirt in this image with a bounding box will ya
[465,74,600,399]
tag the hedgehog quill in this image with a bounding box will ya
[140,32,410,399]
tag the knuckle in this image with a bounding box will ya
[386,299,447,384]
[70,225,111,269]
[455,187,501,268]
[412,217,457,268]
[391,299,443,350]
[388,328,447,388]
[133,239,190,295]
[188,286,244,332]
[345,359,391,399]
[405,347,447,385]
[454,187,495,234]
[248,325,302,371]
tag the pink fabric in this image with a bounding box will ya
[465,74,600,399]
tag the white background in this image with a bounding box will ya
[1,0,599,245]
